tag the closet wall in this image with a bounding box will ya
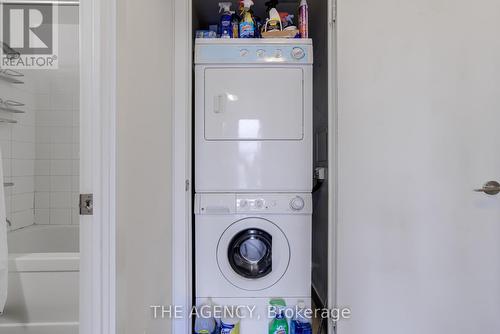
[309,0,330,308]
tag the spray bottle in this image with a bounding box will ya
[239,0,256,38]
[269,299,289,334]
[219,2,235,38]
[231,11,240,38]
[264,0,282,32]
[298,0,308,38]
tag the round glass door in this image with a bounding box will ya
[217,217,290,291]
[228,229,272,279]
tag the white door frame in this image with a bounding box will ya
[327,1,338,333]
[172,0,193,332]
[170,0,336,333]
[80,0,116,332]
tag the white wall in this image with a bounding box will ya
[116,0,174,332]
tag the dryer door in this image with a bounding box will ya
[204,67,304,141]
[217,217,290,291]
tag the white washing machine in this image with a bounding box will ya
[195,193,312,332]
[195,39,313,193]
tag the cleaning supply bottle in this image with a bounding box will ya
[231,12,240,38]
[220,314,240,334]
[219,2,234,38]
[264,0,282,32]
[194,316,217,334]
[282,14,297,30]
[298,0,308,38]
[194,300,217,334]
[239,0,256,38]
[269,299,289,334]
[290,301,312,334]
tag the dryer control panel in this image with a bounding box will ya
[194,193,312,215]
[194,39,313,64]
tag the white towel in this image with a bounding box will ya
[0,148,7,314]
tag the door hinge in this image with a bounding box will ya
[185,179,190,191]
[79,194,93,215]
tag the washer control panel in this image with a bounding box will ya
[236,194,312,214]
[195,193,312,214]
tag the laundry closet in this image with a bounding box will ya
[191,0,331,332]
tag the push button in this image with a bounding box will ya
[254,199,265,209]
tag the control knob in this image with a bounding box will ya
[290,196,305,211]
[291,47,305,60]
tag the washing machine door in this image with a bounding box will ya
[228,228,273,279]
[217,217,290,291]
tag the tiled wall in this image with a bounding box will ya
[1,77,36,230]
[33,13,80,226]
[33,72,79,225]
[1,72,79,230]
[2,10,80,230]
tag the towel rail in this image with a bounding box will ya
[3,183,14,187]
[0,118,17,124]
[0,99,25,114]
[0,69,24,84]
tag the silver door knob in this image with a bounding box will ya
[474,181,500,195]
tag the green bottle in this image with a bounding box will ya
[269,299,289,334]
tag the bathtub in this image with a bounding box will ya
[0,225,79,334]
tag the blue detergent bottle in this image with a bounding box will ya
[219,2,234,38]
[291,301,312,334]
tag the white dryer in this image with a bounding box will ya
[195,193,312,332]
[195,39,313,193]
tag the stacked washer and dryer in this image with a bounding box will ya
[194,38,313,332]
